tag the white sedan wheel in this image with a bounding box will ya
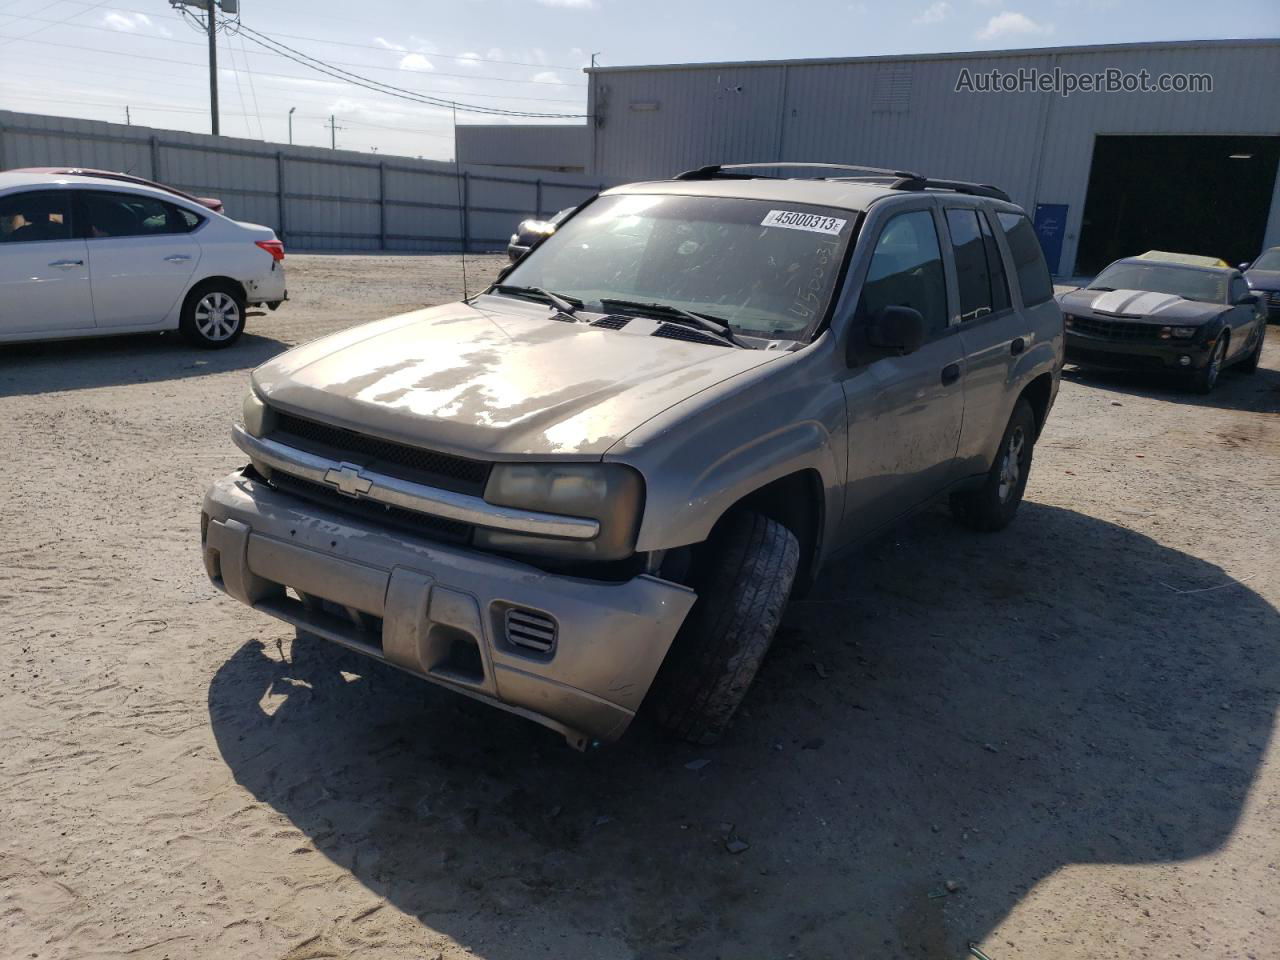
[193,291,242,342]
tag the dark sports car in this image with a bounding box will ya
[1057,255,1266,393]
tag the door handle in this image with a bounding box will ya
[49,259,84,268]
[1010,337,1026,356]
[164,254,192,262]
[941,362,962,386]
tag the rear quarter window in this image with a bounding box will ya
[996,211,1054,306]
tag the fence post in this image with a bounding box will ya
[275,151,286,243]
[461,171,470,253]
[378,161,387,251]
[150,135,161,180]
[535,178,543,218]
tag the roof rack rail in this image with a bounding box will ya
[675,161,923,181]
[672,162,1011,203]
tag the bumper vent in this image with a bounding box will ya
[504,607,557,654]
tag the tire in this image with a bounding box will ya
[950,398,1037,533]
[179,280,246,348]
[1239,328,1264,374]
[1189,337,1227,393]
[649,511,800,745]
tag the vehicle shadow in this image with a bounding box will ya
[207,503,1278,958]
[0,320,287,398]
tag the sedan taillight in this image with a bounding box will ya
[255,240,285,262]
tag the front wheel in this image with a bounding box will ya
[649,511,799,745]
[1189,337,1227,393]
[180,281,246,348]
[950,398,1037,532]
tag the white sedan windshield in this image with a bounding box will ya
[502,193,856,339]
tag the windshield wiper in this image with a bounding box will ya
[599,298,747,348]
[491,284,582,319]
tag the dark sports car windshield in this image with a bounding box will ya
[501,193,856,340]
[1089,262,1228,304]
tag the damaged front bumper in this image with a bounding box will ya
[201,469,696,748]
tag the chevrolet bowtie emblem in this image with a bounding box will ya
[323,462,374,497]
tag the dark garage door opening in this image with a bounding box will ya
[1075,135,1280,276]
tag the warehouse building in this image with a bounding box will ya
[584,39,1280,276]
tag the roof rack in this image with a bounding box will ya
[673,162,1011,203]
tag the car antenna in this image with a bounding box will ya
[453,104,470,300]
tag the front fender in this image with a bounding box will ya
[606,337,847,553]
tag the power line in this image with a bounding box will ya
[234,23,591,119]
[2,34,590,105]
[17,0,589,71]
[1,8,589,84]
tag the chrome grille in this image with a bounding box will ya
[270,411,490,495]
[504,607,557,654]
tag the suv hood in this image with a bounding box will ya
[252,296,785,458]
[1059,287,1226,322]
[1245,268,1280,291]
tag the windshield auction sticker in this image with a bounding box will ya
[761,210,847,235]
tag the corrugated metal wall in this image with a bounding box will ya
[587,40,1280,274]
[0,110,608,251]
[456,124,589,172]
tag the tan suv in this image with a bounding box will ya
[201,163,1062,749]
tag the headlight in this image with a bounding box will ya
[241,390,275,437]
[478,462,644,561]
[1165,326,1198,339]
[1063,314,1076,327]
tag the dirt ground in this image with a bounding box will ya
[2,254,1278,960]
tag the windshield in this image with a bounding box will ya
[1089,262,1228,304]
[499,193,856,340]
[1253,249,1280,271]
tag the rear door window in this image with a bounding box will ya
[0,190,72,243]
[76,191,202,239]
[944,208,993,321]
[977,209,1012,313]
[995,211,1054,306]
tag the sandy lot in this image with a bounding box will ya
[2,254,1278,960]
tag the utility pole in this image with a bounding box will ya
[125,105,131,125]
[288,106,296,144]
[207,0,219,134]
[325,115,344,150]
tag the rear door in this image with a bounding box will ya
[838,202,966,543]
[0,189,94,336]
[944,203,1028,475]
[75,189,203,328]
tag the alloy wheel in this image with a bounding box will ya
[194,292,241,342]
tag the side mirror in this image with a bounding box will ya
[865,305,926,356]
[1238,292,1260,306]
[1238,262,1252,271]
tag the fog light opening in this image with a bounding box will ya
[1179,355,1192,367]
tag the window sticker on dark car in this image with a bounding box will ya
[761,210,848,236]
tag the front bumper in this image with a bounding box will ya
[1064,331,1214,372]
[201,470,696,748]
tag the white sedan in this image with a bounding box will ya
[0,170,286,349]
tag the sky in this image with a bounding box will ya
[1,0,1276,160]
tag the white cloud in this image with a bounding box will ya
[536,0,596,8]
[101,11,170,36]
[912,1,951,23]
[373,36,406,51]
[977,10,1054,39]
[456,51,483,67]
[399,53,434,72]
[531,70,563,84]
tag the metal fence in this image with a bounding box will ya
[0,110,607,252]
